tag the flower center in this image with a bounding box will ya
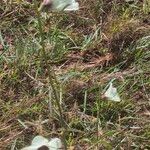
[38,145,49,150]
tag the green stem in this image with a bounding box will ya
[33,1,67,149]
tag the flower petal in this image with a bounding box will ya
[64,2,79,11]
[32,136,49,146]
[21,145,40,150]
[104,83,121,102]
[39,0,79,11]
[48,138,62,150]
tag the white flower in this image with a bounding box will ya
[104,83,121,102]
[21,136,62,150]
[39,0,79,11]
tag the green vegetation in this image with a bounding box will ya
[0,0,150,149]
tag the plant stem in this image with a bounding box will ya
[33,1,67,149]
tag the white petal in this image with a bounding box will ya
[104,83,121,102]
[64,2,79,11]
[21,145,40,150]
[40,0,79,11]
[48,138,62,150]
[54,2,68,11]
[31,136,49,146]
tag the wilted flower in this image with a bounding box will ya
[39,0,79,11]
[104,82,121,102]
[21,136,62,150]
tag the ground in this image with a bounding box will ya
[0,0,150,149]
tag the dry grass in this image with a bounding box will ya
[0,0,150,149]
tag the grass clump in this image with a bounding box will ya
[0,0,150,149]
